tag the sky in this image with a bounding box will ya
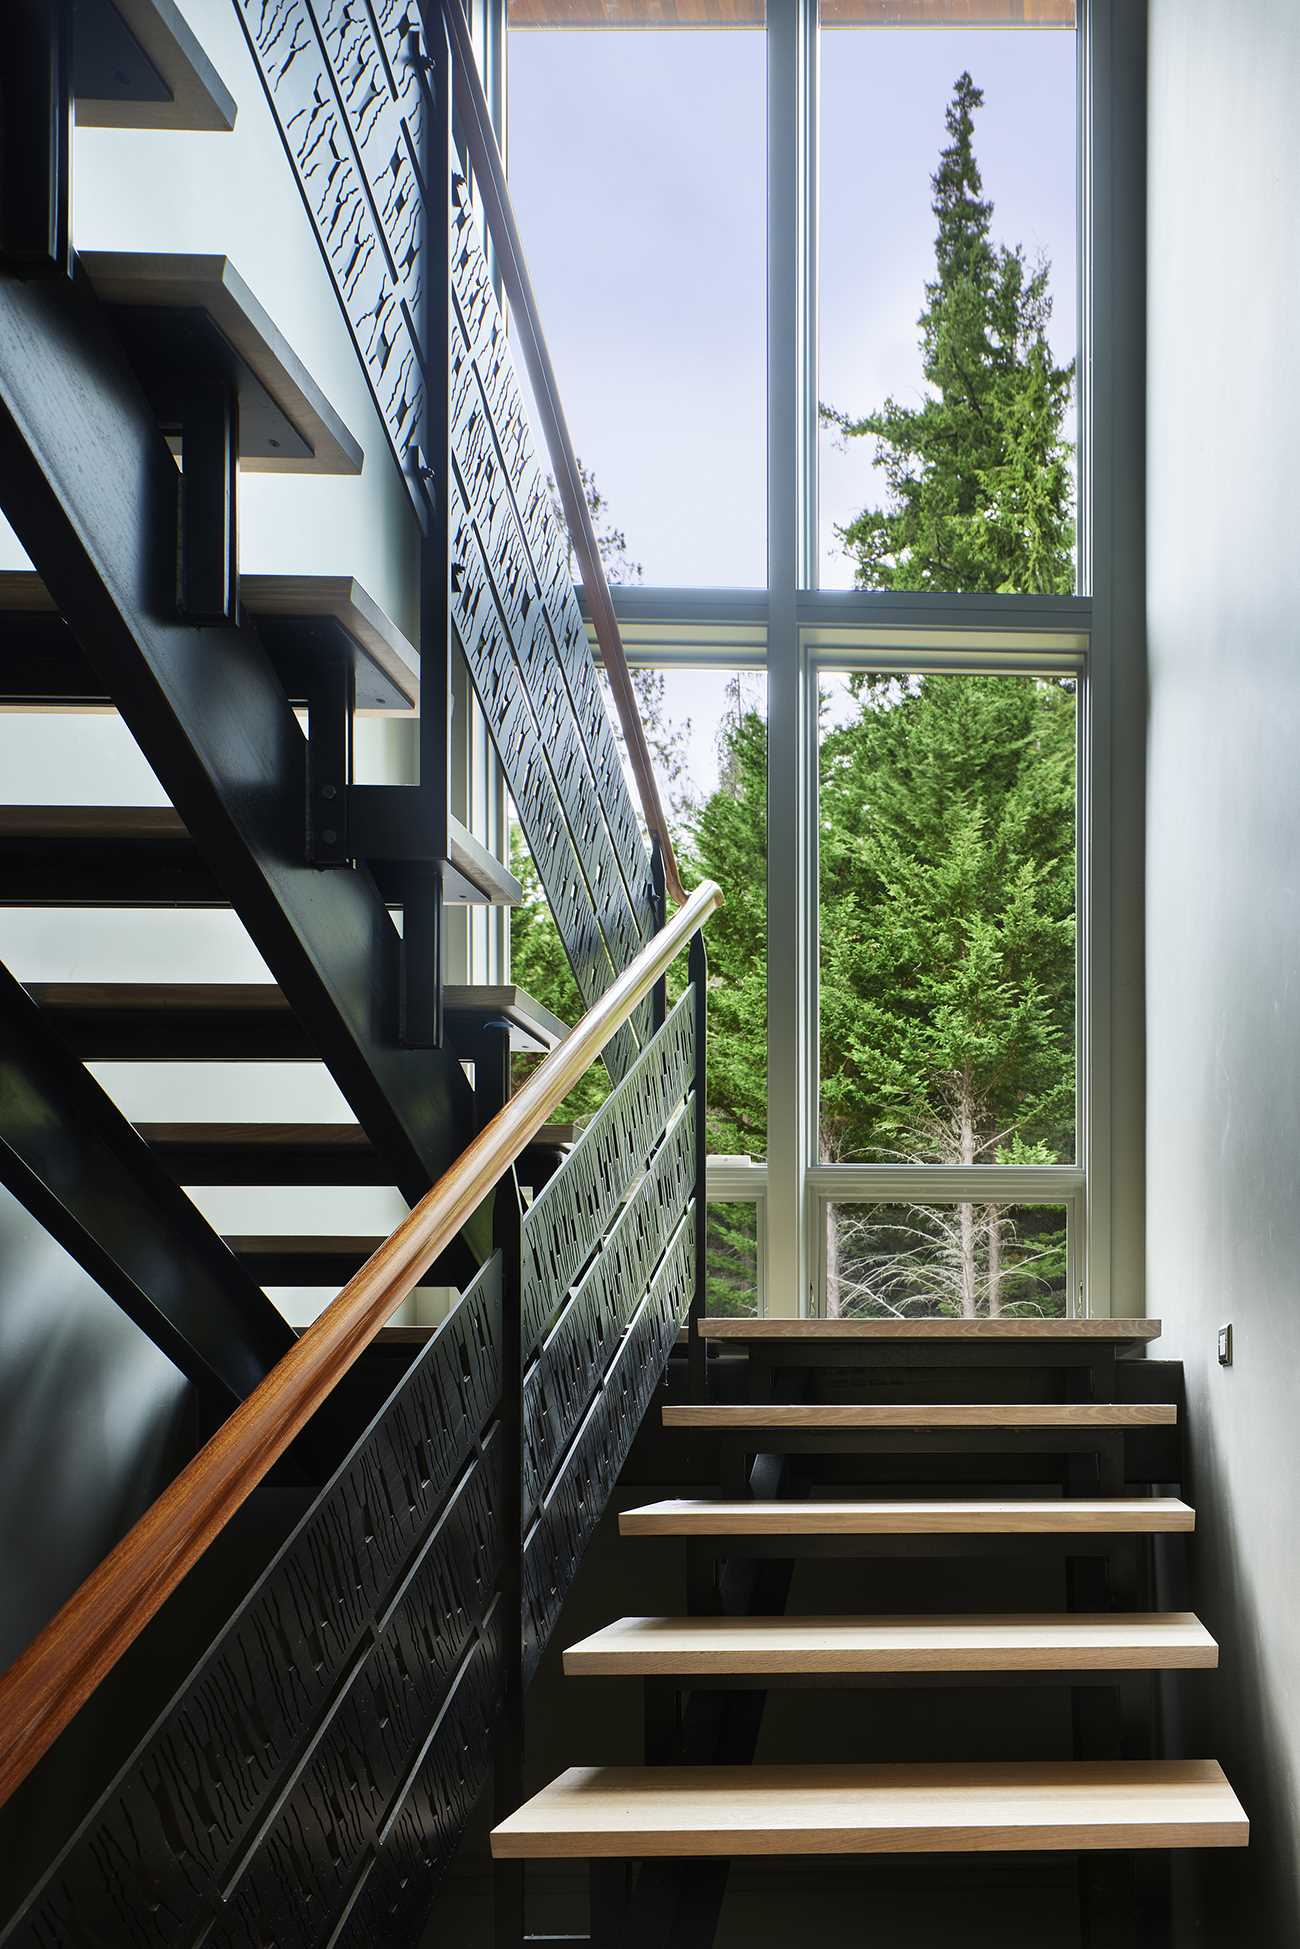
[507,21,1078,600]
[506,22,1076,796]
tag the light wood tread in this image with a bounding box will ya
[699,1318,1159,1343]
[0,571,423,717]
[75,0,237,131]
[78,254,363,476]
[136,1120,575,1182]
[562,1613,1218,1675]
[663,1402,1175,1429]
[27,980,567,1052]
[0,803,518,905]
[620,1498,1195,1536]
[490,1760,1247,1859]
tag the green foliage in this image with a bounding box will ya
[512,77,1078,1317]
[822,71,1075,595]
[681,691,768,1160]
[818,673,1075,1170]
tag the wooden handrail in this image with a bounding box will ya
[0,879,721,1809]
[439,0,688,908]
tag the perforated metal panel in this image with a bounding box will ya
[234,2,659,1076]
[2,1262,505,1949]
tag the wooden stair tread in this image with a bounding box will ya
[563,1613,1219,1675]
[0,573,418,713]
[137,1120,575,1183]
[75,0,237,131]
[0,804,519,906]
[663,1403,1176,1428]
[620,1498,1195,1536]
[27,980,566,1053]
[490,1760,1247,1859]
[79,253,363,476]
[699,1318,1159,1343]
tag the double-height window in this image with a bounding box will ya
[483,0,1143,1318]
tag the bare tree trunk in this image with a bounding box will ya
[826,1203,841,1318]
[958,1089,977,1317]
[987,1205,1003,1316]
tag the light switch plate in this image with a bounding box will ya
[1218,1323,1233,1366]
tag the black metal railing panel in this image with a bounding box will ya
[521,988,695,1354]
[448,167,656,1076]
[236,3,660,1079]
[232,0,427,468]
[331,1611,505,1948]
[524,1095,695,1513]
[522,1207,695,1676]
[1,1259,505,1949]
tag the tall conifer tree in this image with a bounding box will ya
[823,72,1075,595]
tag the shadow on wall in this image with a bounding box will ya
[0,1182,194,1669]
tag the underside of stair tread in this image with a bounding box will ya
[620,1498,1195,1536]
[663,1402,1176,1428]
[563,1613,1219,1674]
[698,1317,1160,1343]
[25,979,567,1054]
[134,1120,575,1182]
[75,0,238,131]
[490,1760,1248,1859]
[0,804,518,905]
[78,253,363,476]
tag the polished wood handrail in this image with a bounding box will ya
[0,879,721,1809]
[439,0,688,908]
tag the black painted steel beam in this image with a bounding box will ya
[0,962,293,1404]
[0,266,475,1230]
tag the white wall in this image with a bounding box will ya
[1146,2,1300,1937]
[0,0,422,639]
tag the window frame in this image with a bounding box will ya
[489,0,1145,1318]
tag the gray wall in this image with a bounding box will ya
[1146,3,1300,1938]
[0,1187,195,1902]
[0,1186,193,1670]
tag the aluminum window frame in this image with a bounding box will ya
[500,0,1144,1318]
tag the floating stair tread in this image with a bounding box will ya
[0,571,425,717]
[75,0,237,131]
[663,1403,1176,1429]
[620,1498,1195,1536]
[27,980,565,1052]
[699,1317,1159,1343]
[563,1613,1219,1675]
[136,1119,575,1182]
[0,803,518,906]
[240,574,417,708]
[78,253,363,475]
[490,1760,1247,1859]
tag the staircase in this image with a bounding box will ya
[493,1317,1248,1945]
[0,1,709,1942]
[0,3,1250,1946]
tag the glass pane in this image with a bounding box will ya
[707,1201,761,1316]
[818,14,1078,590]
[506,15,766,586]
[510,666,767,1153]
[818,671,1076,1165]
[826,1200,1068,1320]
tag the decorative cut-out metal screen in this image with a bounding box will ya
[234,0,657,1078]
[521,988,698,1672]
[0,1260,506,1949]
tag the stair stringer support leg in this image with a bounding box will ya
[0,961,294,1406]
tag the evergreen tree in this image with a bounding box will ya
[815,672,1075,1316]
[822,72,1075,595]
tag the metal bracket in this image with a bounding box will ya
[128,317,241,625]
[304,645,355,868]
